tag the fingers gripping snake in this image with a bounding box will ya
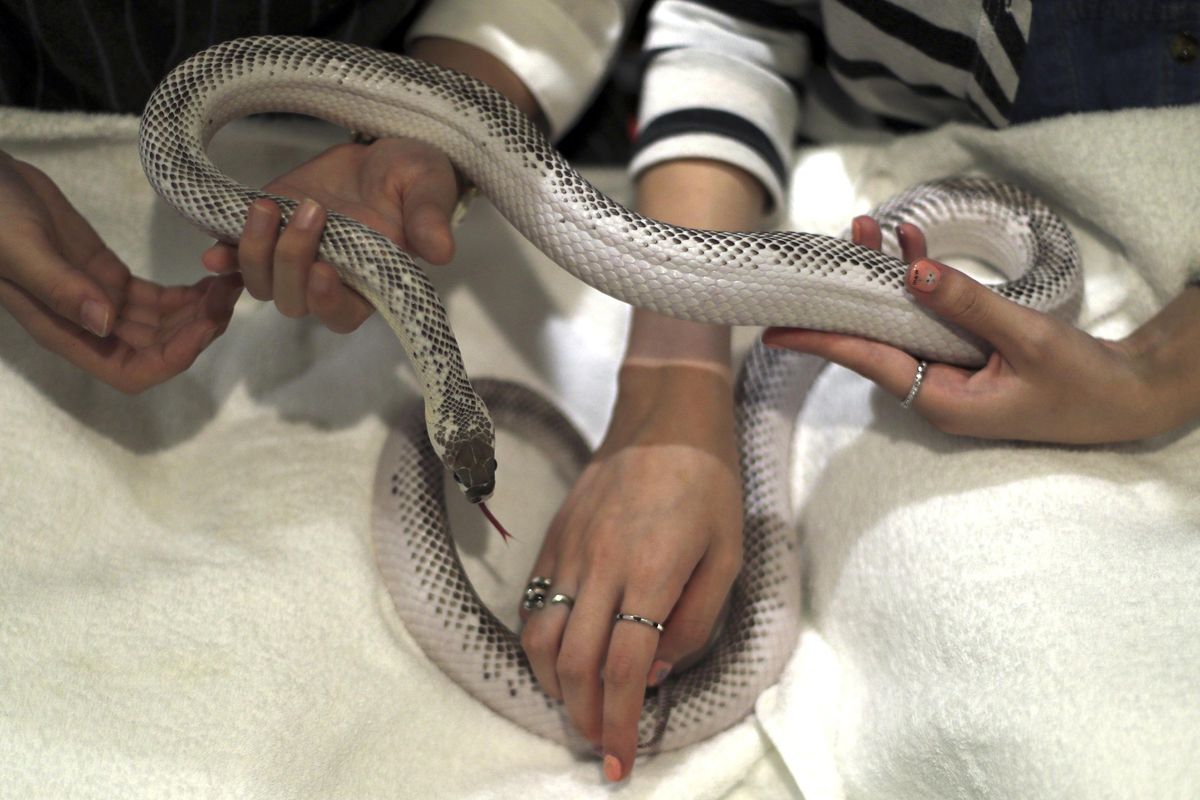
[139,36,1082,755]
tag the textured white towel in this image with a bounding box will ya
[1,102,1197,800]
[758,106,1200,800]
[0,110,792,800]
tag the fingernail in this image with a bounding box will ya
[603,754,622,782]
[851,217,861,241]
[647,660,672,687]
[81,300,109,337]
[293,199,321,230]
[910,259,941,293]
[200,327,218,349]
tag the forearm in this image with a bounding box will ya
[407,37,545,128]
[624,159,767,374]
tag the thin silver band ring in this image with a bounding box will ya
[548,593,574,609]
[901,360,928,410]
[614,613,665,633]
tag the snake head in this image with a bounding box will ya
[448,436,497,504]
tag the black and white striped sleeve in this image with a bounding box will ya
[407,0,635,140]
[632,0,815,212]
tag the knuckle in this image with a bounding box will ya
[585,537,625,579]
[943,281,988,324]
[3,217,49,258]
[628,559,671,592]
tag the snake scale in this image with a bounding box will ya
[139,36,1082,755]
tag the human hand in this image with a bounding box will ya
[518,363,743,782]
[201,137,461,333]
[0,152,241,393]
[763,215,1185,444]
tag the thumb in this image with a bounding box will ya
[1,227,115,337]
[400,166,459,266]
[404,198,456,265]
[908,258,1042,358]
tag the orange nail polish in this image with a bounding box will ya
[603,754,622,782]
[910,259,941,293]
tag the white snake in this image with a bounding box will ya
[139,36,1082,755]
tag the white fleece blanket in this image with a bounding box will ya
[1,105,1197,799]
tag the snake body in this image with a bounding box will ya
[139,37,1082,754]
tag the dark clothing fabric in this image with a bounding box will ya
[1012,0,1200,122]
[0,0,424,113]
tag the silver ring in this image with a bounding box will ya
[548,593,574,609]
[901,360,928,410]
[614,613,664,633]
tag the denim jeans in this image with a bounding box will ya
[1011,0,1200,123]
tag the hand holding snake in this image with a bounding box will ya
[140,35,1087,783]
[201,136,462,334]
[767,215,1198,443]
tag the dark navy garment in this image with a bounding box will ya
[0,0,424,113]
[1012,0,1200,123]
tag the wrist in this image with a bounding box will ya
[1124,288,1200,433]
[611,360,735,438]
[624,310,731,373]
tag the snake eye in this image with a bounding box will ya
[452,472,464,485]
[487,458,498,470]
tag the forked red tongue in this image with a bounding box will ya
[479,501,514,544]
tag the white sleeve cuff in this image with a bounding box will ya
[407,0,629,139]
[632,48,799,212]
[629,133,787,216]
